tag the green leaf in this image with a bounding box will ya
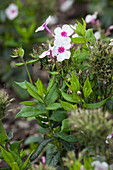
[85,98,109,109]
[71,71,80,93]
[7,130,13,141]
[48,71,59,75]
[10,151,23,169]
[72,37,86,43]
[83,78,92,99]
[26,59,39,64]
[61,90,80,103]
[45,84,59,106]
[47,75,55,95]
[15,81,27,89]
[15,106,46,118]
[46,103,62,110]
[36,79,44,98]
[61,140,75,151]
[19,101,38,105]
[15,63,24,66]
[60,100,77,112]
[85,29,96,45]
[0,146,15,168]
[25,81,43,103]
[12,162,20,170]
[50,110,67,122]
[24,135,43,145]
[0,120,7,146]
[38,127,50,134]
[21,150,34,170]
[55,132,76,142]
[61,119,69,132]
[77,53,88,62]
[46,144,61,166]
[10,140,22,154]
[31,138,53,161]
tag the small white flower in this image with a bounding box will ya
[109,39,113,46]
[5,3,18,20]
[52,39,71,62]
[106,132,113,143]
[47,15,58,25]
[91,161,108,170]
[54,24,73,40]
[94,31,101,40]
[35,16,53,35]
[60,0,74,12]
[85,11,98,24]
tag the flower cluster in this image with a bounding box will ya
[35,16,74,62]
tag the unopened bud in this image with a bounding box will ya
[77,91,81,96]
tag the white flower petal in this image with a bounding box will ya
[54,38,71,48]
[63,51,71,59]
[52,47,58,56]
[94,31,101,40]
[62,24,73,36]
[5,3,18,20]
[54,27,62,35]
[46,16,52,25]
[60,0,74,12]
[48,15,58,25]
[39,50,50,58]
[35,25,45,32]
[72,33,78,38]
[85,15,92,23]
[57,53,65,61]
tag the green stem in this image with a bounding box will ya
[21,58,33,85]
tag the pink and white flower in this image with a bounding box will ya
[54,24,73,40]
[39,44,53,59]
[91,161,108,170]
[5,3,18,20]
[52,39,71,62]
[35,16,53,35]
[85,12,98,24]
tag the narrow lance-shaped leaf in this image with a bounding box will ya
[45,83,59,106]
[83,78,92,99]
[0,146,15,168]
[31,138,53,161]
[15,106,46,118]
[25,81,44,103]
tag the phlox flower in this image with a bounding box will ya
[85,12,98,24]
[39,44,53,59]
[54,24,73,40]
[109,39,113,46]
[52,39,71,62]
[5,3,18,20]
[94,31,101,40]
[60,0,74,12]
[91,161,108,170]
[35,16,53,35]
[106,132,113,143]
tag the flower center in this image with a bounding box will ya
[61,31,67,37]
[58,47,65,53]
[11,10,16,14]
